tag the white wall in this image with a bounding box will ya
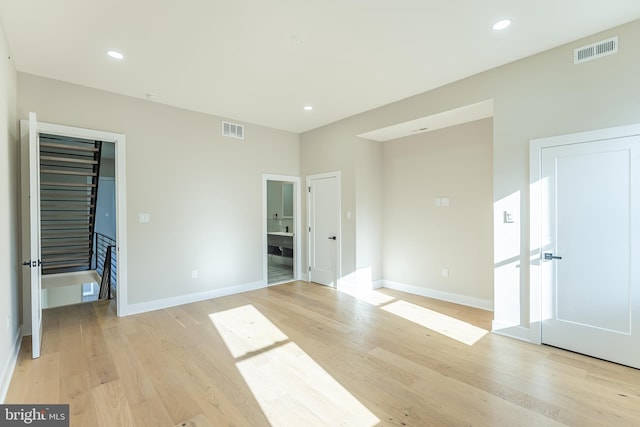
[299,119,357,285]
[353,139,383,287]
[18,73,300,309]
[382,119,493,306]
[0,20,20,401]
[301,19,640,336]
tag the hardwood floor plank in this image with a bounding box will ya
[90,380,136,427]
[5,281,640,426]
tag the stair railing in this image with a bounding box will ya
[94,232,117,299]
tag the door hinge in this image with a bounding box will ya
[308,186,311,192]
[308,266,311,272]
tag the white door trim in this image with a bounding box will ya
[262,174,302,284]
[529,123,640,344]
[35,120,128,317]
[306,171,341,288]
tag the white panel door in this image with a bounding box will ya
[541,136,640,368]
[23,112,43,359]
[308,175,339,287]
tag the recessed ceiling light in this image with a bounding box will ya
[303,105,313,111]
[106,50,124,60]
[492,19,512,31]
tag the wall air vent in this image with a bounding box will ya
[222,121,244,139]
[574,36,618,64]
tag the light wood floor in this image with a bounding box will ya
[6,281,640,426]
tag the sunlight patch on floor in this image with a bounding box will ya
[237,341,379,427]
[209,304,288,358]
[210,304,380,427]
[382,300,488,346]
[340,287,395,306]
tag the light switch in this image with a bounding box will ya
[441,197,450,207]
[138,213,150,223]
[503,211,514,223]
[435,198,442,207]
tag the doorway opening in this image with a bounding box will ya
[39,136,117,309]
[21,114,127,358]
[263,175,301,285]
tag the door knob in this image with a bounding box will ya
[544,252,562,260]
[328,236,337,240]
[22,260,40,267]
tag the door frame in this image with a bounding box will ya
[262,174,301,285]
[21,118,128,327]
[529,123,640,344]
[306,171,341,288]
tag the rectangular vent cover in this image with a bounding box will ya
[222,121,244,139]
[574,36,618,64]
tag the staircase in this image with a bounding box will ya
[39,133,102,275]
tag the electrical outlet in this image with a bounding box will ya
[442,268,449,278]
[191,270,198,279]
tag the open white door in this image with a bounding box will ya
[540,134,640,368]
[308,173,340,287]
[22,112,43,359]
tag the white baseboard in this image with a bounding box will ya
[491,321,532,342]
[124,280,268,316]
[1,329,22,403]
[381,280,494,311]
[372,279,384,290]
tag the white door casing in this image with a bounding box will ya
[22,112,43,359]
[262,174,302,284]
[21,115,128,334]
[530,124,640,369]
[307,172,341,287]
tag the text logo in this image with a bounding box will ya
[0,405,69,426]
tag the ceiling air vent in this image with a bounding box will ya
[222,121,244,139]
[574,36,618,64]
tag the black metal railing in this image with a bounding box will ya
[94,232,117,298]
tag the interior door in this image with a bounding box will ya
[308,175,339,287]
[23,112,43,359]
[541,136,639,368]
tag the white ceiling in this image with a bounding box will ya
[1,1,640,134]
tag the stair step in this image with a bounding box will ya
[41,226,90,233]
[40,155,98,165]
[41,232,92,238]
[42,251,91,264]
[40,169,97,177]
[42,247,90,254]
[42,240,92,246]
[41,198,95,203]
[41,213,94,218]
[40,141,99,153]
[40,181,96,188]
[42,262,91,271]
[40,205,96,211]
